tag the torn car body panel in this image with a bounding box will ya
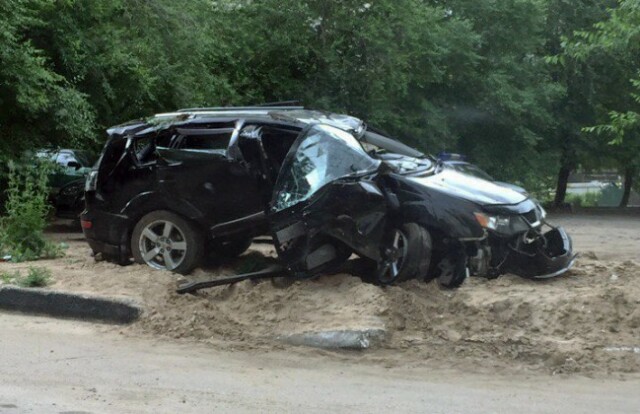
[500,226,576,279]
[267,125,388,276]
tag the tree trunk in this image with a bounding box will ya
[619,167,635,207]
[554,165,572,207]
[554,133,577,208]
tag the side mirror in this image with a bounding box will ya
[67,161,81,170]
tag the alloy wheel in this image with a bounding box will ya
[378,229,409,283]
[138,220,188,270]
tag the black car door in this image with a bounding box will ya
[155,125,263,225]
[267,124,388,277]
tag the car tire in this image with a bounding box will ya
[131,210,203,275]
[375,223,431,285]
[209,237,253,259]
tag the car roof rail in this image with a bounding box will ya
[256,100,303,107]
[176,104,304,113]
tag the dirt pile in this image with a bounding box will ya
[382,258,640,374]
[2,224,639,375]
[139,272,388,346]
[132,253,640,375]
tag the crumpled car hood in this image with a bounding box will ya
[407,169,528,206]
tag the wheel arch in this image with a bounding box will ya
[119,192,209,256]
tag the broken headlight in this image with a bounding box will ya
[474,212,509,232]
[474,212,530,235]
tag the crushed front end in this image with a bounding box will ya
[466,202,576,279]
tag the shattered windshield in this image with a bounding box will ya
[273,124,380,211]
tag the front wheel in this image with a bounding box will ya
[435,251,468,289]
[376,223,431,285]
[131,210,203,275]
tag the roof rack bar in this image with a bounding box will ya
[176,105,304,113]
[257,100,303,107]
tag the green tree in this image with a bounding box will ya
[564,0,640,206]
[423,0,562,189]
[27,0,241,139]
[543,0,616,206]
[217,0,482,151]
[0,0,95,156]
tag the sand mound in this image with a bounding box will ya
[3,229,639,375]
[139,272,388,345]
[381,259,640,374]
[131,254,640,374]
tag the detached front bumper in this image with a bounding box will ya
[503,226,576,279]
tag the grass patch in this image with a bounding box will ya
[1,270,20,285]
[0,267,52,288]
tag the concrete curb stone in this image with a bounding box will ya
[0,285,142,324]
[279,328,387,349]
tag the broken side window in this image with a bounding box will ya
[179,134,228,152]
[155,126,235,162]
[155,131,176,149]
[175,127,234,155]
[133,136,156,164]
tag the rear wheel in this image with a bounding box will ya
[131,210,203,275]
[375,223,431,285]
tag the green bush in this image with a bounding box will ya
[0,157,63,261]
[566,192,602,207]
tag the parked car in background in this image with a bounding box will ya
[36,149,96,219]
[438,153,528,194]
[82,106,574,287]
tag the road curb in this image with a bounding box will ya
[0,285,142,324]
[278,328,387,349]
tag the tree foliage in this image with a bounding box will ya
[562,0,640,203]
[0,0,95,154]
[1,0,639,203]
[570,1,640,146]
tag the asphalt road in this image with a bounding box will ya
[551,213,640,261]
[1,314,639,414]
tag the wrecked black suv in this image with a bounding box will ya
[82,106,575,287]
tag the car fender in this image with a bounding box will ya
[119,191,205,224]
[400,200,482,240]
[388,175,484,240]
